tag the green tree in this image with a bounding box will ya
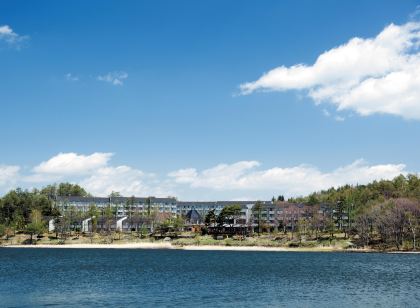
[204,209,217,226]
[145,197,152,216]
[109,191,121,197]
[172,216,185,230]
[125,196,136,230]
[104,205,115,234]
[87,204,99,233]
[57,183,88,197]
[26,209,45,244]
[0,188,56,225]
[217,205,241,227]
[307,193,319,205]
[252,201,263,235]
[12,210,25,233]
[40,184,57,198]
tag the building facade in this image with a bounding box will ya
[55,196,269,220]
[54,196,333,232]
[55,196,178,217]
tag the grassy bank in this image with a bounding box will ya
[0,232,368,252]
[2,230,418,252]
[171,235,353,249]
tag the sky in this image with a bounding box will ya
[1,0,420,200]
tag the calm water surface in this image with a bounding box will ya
[0,248,419,307]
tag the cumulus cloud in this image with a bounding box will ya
[240,22,420,120]
[80,165,146,196]
[0,25,29,48]
[0,153,411,199]
[27,152,168,197]
[168,168,198,184]
[33,152,113,176]
[97,71,128,85]
[0,165,20,191]
[169,161,260,189]
[168,159,407,197]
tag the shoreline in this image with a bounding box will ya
[2,242,413,253]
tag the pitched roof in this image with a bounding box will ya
[185,209,202,222]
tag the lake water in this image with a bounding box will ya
[0,248,419,307]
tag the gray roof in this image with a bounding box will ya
[185,209,202,222]
[56,196,177,204]
[54,196,283,214]
[177,201,271,208]
[56,196,270,207]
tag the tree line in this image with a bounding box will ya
[285,174,420,250]
[0,183,88,241]
[1,175,419,250]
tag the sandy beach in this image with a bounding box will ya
[0,242,377,252]
[1,243,175,249]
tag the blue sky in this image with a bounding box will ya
[1,0,420,200]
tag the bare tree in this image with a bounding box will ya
[355,213,373,247]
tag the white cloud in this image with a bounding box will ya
[168,168,198,184]
[33,152,113,176]
[65,73,79,81]
[80,165,147,196]
[0,153,411,199]
[168,159,407,197]
[97,71,128,86]
[169,161,260,190]
[0,25,29,48]
[79,165,172,197]
[240,22,420,120]
[27,152,169,197]
[0,165,20,191]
